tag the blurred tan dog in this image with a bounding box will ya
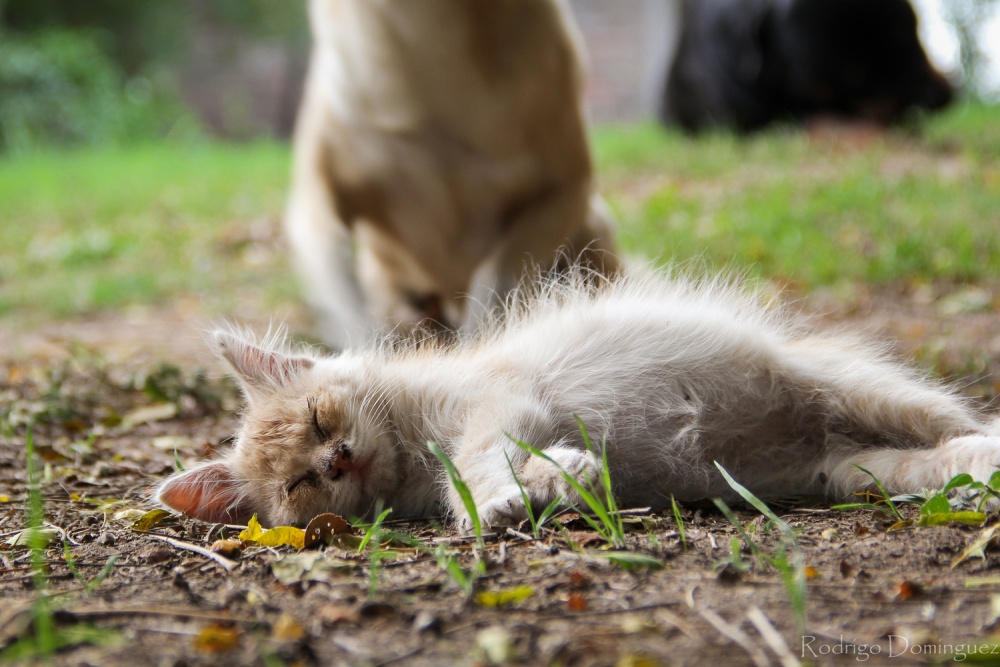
[287,0,619,348]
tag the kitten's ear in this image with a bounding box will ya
[214,330,314,401]
[156,461,255,525]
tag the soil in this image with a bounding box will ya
[2,283,1000,667]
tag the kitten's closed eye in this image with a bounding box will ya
[308,397,330,440]
[287,473,316,496]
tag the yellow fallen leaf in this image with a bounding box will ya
[0,495,9,503]
[240,514,305,550]
[239,515,265,542]
[132,508,172,531]
[255,526,305,550]
[475,585,535,608]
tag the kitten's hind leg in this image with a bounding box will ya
[824,435,1000,498]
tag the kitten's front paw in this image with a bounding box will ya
[480,486,530,529]
[523,446,601,504]
[458,485,528,534]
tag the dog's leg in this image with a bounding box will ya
[464,180,618,328]
[285,65,370,349]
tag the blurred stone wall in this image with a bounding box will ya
[571,0,679,123]
[174,0,677,138]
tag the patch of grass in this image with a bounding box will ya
[0,141,297,324]
[511,418,626,549]
[671,495,688,549]
[356,506,395,599]
[428,441,484,549]
[24,427,57,660]
[591,101,1000,288]
[715,462,808,638]
[837,470,999,529]
[503,451,563,540]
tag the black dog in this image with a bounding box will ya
[661,0,953,133]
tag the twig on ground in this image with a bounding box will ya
[144,533,238,571]
[748,605,801,667]
[692,604,770,667]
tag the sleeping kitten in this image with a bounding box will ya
[156,268,1000,528]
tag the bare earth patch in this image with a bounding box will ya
[2,285,999,666]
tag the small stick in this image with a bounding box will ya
[144,533,239,571]
[694,606,770,667]
[748,605,801,667]
[64,606,255,624]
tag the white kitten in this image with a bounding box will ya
[156,267,1000,528]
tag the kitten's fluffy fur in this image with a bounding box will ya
[157,267,1000,528]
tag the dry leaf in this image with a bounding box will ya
[112,509,144,523]
[210,539,243,558]
[132,508,172,531]
[567,592,587,612]
[6,527,59,548]
[193,623,240,652]
[271,551,355,585]
[121,403,178,430]
[897,581,924,600]
[475,585,535,608]
[239,514,305,550]
[952,525,1000,569]
[317,605,360,626]
[477,627,514,665]
[151,435,192,451]
[271,613,305,642]
[304,512,352,549]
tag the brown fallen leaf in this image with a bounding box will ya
[317,605,360,626]
[897,581,924,600]
[567,592,587,612]
[210,539,243,558]
[193,623,240,652]
[304,512,352,549]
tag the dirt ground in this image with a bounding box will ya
[2,283,1000,667]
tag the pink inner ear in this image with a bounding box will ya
[156,462,254,524]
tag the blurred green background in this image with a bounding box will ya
[0,0,998,330]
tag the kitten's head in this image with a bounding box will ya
[156,329,405,526]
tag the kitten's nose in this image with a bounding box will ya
[327,445,353,480]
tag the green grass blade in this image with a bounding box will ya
[671,495,688,549]
[714,461,793,536]
[357,507,393,554]
[428,441,483,549]
[504,451,538,537]
[511,436,624,547]
[850,464,903,521]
